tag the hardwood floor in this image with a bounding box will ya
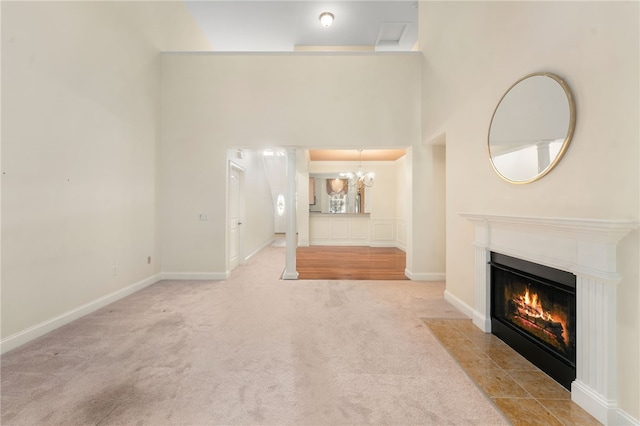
[296,246,408,280]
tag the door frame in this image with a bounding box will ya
[228,161,246,272]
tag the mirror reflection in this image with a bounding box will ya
[488,72,576,183]
[309,174,369,214]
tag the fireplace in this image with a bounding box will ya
[490,252,576,389]
[459,213,637,425]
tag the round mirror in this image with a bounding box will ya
[488,72,576,184]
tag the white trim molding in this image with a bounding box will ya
[460,213,638,425]
[370,218,395,246]
[308,215,408,250]
[404,270,446,281]
[444,289,474,319]
[309,213,371,246]
[395,219,407,251]
[244,237,275,263]
[1,273,162,355]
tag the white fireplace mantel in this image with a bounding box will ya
[459,213,638,425]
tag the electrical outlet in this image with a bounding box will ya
[199,213,209,221]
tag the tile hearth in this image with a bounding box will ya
[423,319,600,426]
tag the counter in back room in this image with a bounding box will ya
[309,212,371,246]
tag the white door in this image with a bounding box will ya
[229,165,243,270]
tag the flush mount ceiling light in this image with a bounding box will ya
[319,12,334,28]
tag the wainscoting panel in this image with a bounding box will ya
[349,219,369,241]
[309,214,370,246]
[330,219,349,239]
[309,214,407,249]
[370,218,395,247]
[396,219,407,250]
[309,217,331,241]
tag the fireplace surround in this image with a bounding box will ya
[458,213,637,425]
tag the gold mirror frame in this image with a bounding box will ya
[488,72,576,184]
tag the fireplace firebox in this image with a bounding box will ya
[490,252,576,389]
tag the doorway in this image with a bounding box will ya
[229,162,245,271]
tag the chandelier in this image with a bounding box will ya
[341,150,375,188]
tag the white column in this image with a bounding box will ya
[282,148,298,280]
[470,218,491,332]
[473,246,491,332]
[536,140,551,173]
[571,274,619,425]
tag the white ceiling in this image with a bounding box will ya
[184,1,419,52]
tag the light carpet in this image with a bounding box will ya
[1,245,509,425]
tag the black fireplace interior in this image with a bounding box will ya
[490,252,576,390]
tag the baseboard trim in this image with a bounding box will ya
[444,290,491,332]
[617,409,640,426]
[282,270,299,280]
[0,273,162,355]
[308,241,370,246]
[369,242,400,248]
[443,289,477,317]
[572,380,640,426]
[244,238,275,263]
[161,272,229,280]
[404,270,446,281]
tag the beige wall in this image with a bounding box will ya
[407,143,446,279]
[159,53,423,274]
[419,1,639,418]
[1,2,210,342]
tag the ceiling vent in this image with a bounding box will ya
[376,23,410,46]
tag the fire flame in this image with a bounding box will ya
[522,289,553,321]
[515,288,568,347]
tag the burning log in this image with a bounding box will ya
[512,309,565,345]
[508,290,567,348]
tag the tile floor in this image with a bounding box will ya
[422,319,601,426]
